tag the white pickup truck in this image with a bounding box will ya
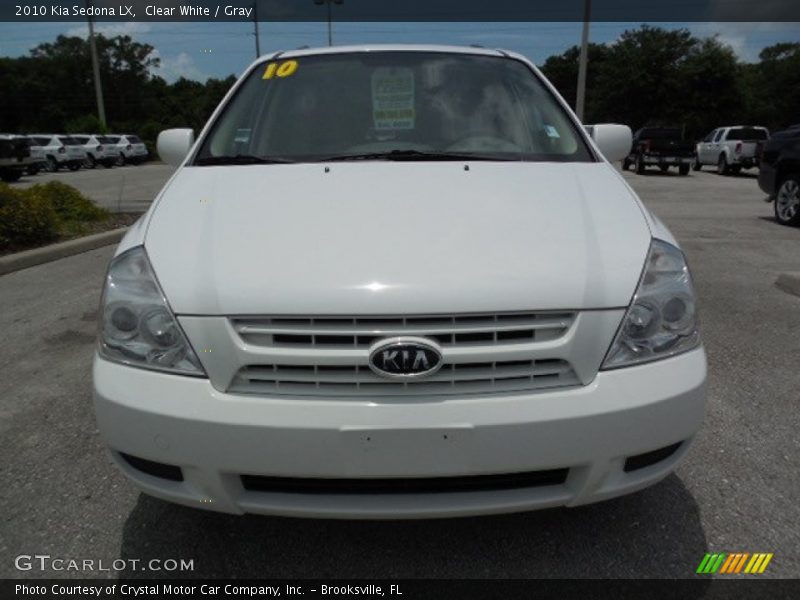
[693,126,770,175]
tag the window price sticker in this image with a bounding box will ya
[371,67,415,130]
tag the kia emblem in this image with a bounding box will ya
[368,337,444,379]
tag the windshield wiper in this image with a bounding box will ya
[316,149,518,162]
[194,154,295,166]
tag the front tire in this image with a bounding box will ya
[68,162,80,171]
[660,165,669,173]
[635,154,646,174]
[679,164,690,176]
[46,156,58,172]
[622,158,631,171]
[717,154,730,175]
[116,153,126,166]
[775,175,800,226]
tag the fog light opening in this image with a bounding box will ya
[623,442,683,473]
[119,452,184,482]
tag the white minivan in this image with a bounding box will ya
[93,46,706,519]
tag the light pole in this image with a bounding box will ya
[313,0,343,46]
[86,0,106,127]
[575,0,591,122]
[253,1,261,58]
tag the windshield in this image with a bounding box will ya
[639,128,682,140]
[58,136,79,145]
[727,128,768,141]
[194,51,593,164]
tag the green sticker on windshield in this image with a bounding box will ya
[371,67,415,130]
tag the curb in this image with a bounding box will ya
[776,272,800,298]
[0,227,128,276]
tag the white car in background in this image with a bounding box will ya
[94,45,706,519]
[107,134,149,165]
[23,136,47,175]
[30,135,87,171]
[73,134,116,169]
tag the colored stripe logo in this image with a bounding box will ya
[697,553,773,574]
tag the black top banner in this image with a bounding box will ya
[3,0,800,22]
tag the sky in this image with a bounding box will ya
[0,21,797,83]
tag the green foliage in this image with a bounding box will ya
[0,27,797,142]
[65,114,108,134]
[539,27,799,139]
[0,184,60,248]
[0,33,236,140]
[0,181,109,250]
[28,181,109,222]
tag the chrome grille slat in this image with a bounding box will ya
[240,361,573,385]
[232,312,574,349]
[235,316,571,336]
[230,375,576,397]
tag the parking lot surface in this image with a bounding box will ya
[11,163,175,213]
[1,166,798,579]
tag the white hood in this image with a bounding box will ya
[145,161,651,315]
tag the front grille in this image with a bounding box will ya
[225,312,580,397]
[229,358,579,397]
[240,468,569,494]
[232,312,574,348]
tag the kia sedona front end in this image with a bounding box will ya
[93,45,706,519]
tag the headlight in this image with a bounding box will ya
[602,239,700,369]
[98,246,205,376]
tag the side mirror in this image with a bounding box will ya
[157,128,195,167]
[588,124,632,163]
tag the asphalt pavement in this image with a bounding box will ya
[12,163,175,213]
[1,165,798,579]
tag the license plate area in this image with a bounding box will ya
[341,426,473,476]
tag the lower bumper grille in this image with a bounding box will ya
[240,468,569,495]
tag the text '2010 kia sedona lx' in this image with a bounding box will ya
[93,45,706,519]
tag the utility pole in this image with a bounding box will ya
[87,0,106,127]
[253,1,261,58]
[575,0,591,122]
[313,0,343,47]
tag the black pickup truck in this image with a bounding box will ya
[622,127,695,175]
[759,125,800,226]
[0,135,33,182]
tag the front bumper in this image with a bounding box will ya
[642,156,693,166]
[93,348,707,519]
[731,157,758,168]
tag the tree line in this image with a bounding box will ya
[540,25,799,139]
[0,25,798,145]
[0,33,236,143]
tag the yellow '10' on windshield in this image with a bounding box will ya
[262,60,299,80]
